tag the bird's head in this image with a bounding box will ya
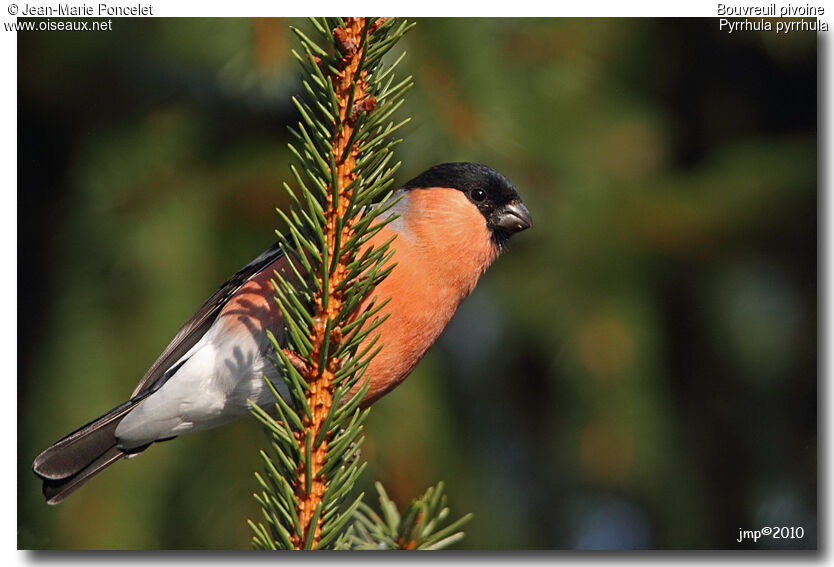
[399,162,532,250]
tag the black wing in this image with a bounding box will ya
[129,242,284,399]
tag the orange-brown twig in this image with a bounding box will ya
[291,16,371,550]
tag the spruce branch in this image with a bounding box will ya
[249,17,473,552]
[336,482,474,550]
[248,17,415,550]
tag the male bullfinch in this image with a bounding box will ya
[33,162,532,504]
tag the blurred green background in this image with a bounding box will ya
[18,18,816,549]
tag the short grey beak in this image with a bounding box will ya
[494,201,533,233]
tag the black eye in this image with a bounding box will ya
[470,188,487,203]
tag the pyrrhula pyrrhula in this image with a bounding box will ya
[33,162,532,504]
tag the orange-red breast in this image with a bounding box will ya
[33,162,532,504]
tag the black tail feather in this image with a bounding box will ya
[33,400,150,504]
[40,446,125,505]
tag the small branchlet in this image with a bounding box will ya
[335,482,474,550]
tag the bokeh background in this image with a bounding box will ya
[18,18,817,549]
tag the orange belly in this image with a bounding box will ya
[213,239,449,406]
[215,188,498,406]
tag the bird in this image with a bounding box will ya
[32,162,533,505]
